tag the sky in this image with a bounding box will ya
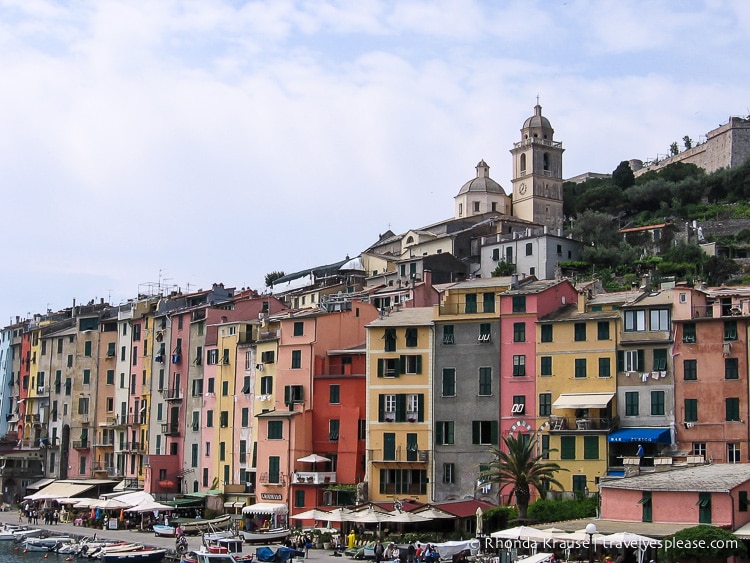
[1,0,748,325]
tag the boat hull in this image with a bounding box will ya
[101,548,167,563]
[239,528,290,544]
[177,515,233,535]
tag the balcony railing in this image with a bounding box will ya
[258,472,287,486]
[72,440,90,450]
[293,471,336,485]
[161,423,181,437]
[162,387,182,401]
[121,442,140,452]
[367,448,430,463]
[24,414,41,424]
[513,137,563,149]
[548,416,618,432]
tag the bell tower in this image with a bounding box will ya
[510,102,564,232]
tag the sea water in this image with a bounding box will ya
[0,540,72,563]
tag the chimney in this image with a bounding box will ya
[511,274,519,289]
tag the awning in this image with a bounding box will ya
[27,478,55,490]
[734,521,750,538]
[608,427,671,443]
[552,392,615,410]
[25,482,95,500]
[242,502,288,515]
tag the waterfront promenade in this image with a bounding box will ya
[0,510,339,561]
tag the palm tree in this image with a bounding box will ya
[479,432,567,521]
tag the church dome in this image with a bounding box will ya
[456,160,507,195]
[522,103,552,130]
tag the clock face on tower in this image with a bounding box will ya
[519,182,527,195]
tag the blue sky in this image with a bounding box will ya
[1,0,748,323]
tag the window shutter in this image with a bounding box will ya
[395,394,406,422]
[399,355,406,375]
[436,422,443,445]
[416,355,422,374]
[378,395,385,422]
[377,359,384,377]
[447,422,454,444]
[393,357,400,377]
[472,421,479,444]
[284,385,290,405]
[637,349,645,371]
[617,351,624,372]
[418,394,424,422]
[490,421,499,445]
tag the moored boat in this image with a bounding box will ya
[238,527,291,544]
[100,548,167,563]
[177,514,233,535]
[153,524,176,537]
[23,536,73,551]
[190,535,256,563]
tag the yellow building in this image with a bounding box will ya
[536,290,629,494]
[366,308,433,503]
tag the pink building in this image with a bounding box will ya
[600,463,750,529]
[498,280,577,439]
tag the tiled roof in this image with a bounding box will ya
[431,499,495,518]
[599,463,750,492]
[366,307,435,327]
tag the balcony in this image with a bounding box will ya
[161,423,181,437]
[548,416,618,432]
[0,463,44,479]
[107,467,123,479]
[121,442,140,452]
[162,387,182,401]
[72,440,90,450]
[367,448,430,463]
[513,137,563,149]
[93,461,116,474]
[24,414,41,424]
[293,471,336,485]
[126,414,146,426]
[258,472,287,486]
[258,330,280,342]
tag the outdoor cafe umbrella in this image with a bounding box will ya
[91,498,132,510]
[290,508,332,521]
[414,506,455,520]
[318,507,357,522]
[595,532,661,563]
[297,454,331,464]
[491,526,558,542]
[476,507,484,536]
[386,510,430,523]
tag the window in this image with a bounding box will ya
[539,393,552,417]
[525,242,533,256]
[692,442,706,458]
[83,369,91,384]
[260,350,275,363]
[682,360,698,381]
[561,436,576,459]
[598,357,611,378]
[106,369,115,385]
[597,321,610,340]
[574,323,587,341]
[384,329,396,352]
[620,349,644,372]
[207,349,218,365]
[726,358,739,380]
[683,323,697,343]
[436,421,455,445]
[220,442,226,461]
[741,491,749,513]
[405,328,418,347]
[222,380,229,396]
[284,385,304,404]
[650,309,670,331]
[465,294,477,314]
[377,358,399,378]
[513,322,526,342]
[291,350,301,369]
[541,434,550,459]
[329,419,340,441]
[728,443,741,463]
[641,491,653,523]
[583,436,599,460]
[685,399,698,422]
[268,421,283,439]
[220,411,229,427]
[513,355,526,376]
[268,457,280,484]
[207,377,215,394]
[698,492,712,523]
[294,490,305,508]
[653,349,667,371]
[540,356,552,376]
[651,391,665,416]
[483,292,495,313]
[726,398,741,421]
[293,321,304,336]
[474,367,491,396]
[624,310,646,332]
[512,296,526,313]
[541,324,553,342]
[241,408,249,428]
[78,397,89,414]
[442,463,455,484]
[240,376,251,394]
[574,358,587,378]
[442,368,456,397]
[329,384,340,404]
[206,410,213,427]
[478,323,491,342]
[442,325,454,345]
[512,395,525,415]
[401,354,422,374]
[625,392,639,416]
[471,421,498,445]
[192,378,204,396]
[725,320,738,341]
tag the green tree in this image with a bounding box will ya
[669,142,680,156]
[659,524,746,562]
[493,261,516,276]
[479,432,567,521]
[612,161,635,189]
[683,135,693,150]
[702,255,740,286]
[265,271,285,287]
[570,210,622,248]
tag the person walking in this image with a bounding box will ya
[375,540,385,563]
[407,542,416,563]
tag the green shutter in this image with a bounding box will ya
[377,359,384,377]
[378,395,385,422]
[436,422,443,445]
[472,421,480,444]
[490,421,499,445]
[284,386,290,405]
[617,350,624,373]
[418,394,424,422]
[395,394,406,422]
[399,355,406,374]
[416,355,422,374]
[637,349,645,371]
[447,422,454,444]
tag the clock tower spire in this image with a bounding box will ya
[510,102,564,232]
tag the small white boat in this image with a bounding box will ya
[239,527,290,544]
[190,536,256,563]
[100,548,167,563]
[23,536,73,551]
[12,527,42,540]
[0,524,25,541]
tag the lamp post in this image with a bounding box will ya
[586,523,598,563]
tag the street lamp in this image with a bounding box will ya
[586,523,598,563]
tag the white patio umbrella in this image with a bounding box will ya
[290,509,332,521]
[128,499,173,513]
[72,498,99,509]
[386,510,430,523]
[491,526,557,542]
[413,506,455,520]
[91,498,132,510]
[318,507,357,522]
[476,507,484,536]
[349,509,394,523]
[595,532,661,563]
[297,454,331,464]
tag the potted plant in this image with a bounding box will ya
[319,531,333,550]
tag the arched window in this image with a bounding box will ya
[543,152,549,171]
[519,154,526,175]
[406,236,414,244]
